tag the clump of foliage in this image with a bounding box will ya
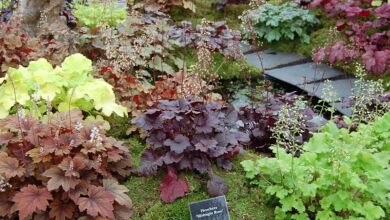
[241,2,319,43]
[238,92,324,152]
[0,109,132,219]
[72,1,128,30]
[132,98,249,202]
[98,66,181,135]
[242,112,390,219]
[169,20,243,58]
[0,0,17,22]
[95,13,182,75]
[135,0,196,13]
[0,53,127,119]
[0,20,63,74]
[312,1,390,76]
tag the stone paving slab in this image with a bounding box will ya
[245,50,308,70]
[240,43,258,54]
[332,102,353,116]
[300,78,357,101]
[265,62,346,85]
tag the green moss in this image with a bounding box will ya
[124,137,274,220]
[169,0,249,29]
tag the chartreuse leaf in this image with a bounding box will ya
[0,53,127,118]
[242,112,390,219]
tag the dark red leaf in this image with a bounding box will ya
[160,167,189,203]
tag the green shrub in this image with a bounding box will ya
[72,1,127,29]
[0,53,127,119]
[242,112,390,219]
[242,2,319,43]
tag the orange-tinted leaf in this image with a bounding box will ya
[103,179,132,208]
[77,185,115,219]
[49,199,75,220]
[114,204,132,220]
[0,152,25,179]
[42,167,80,192]
[26,148,52,164]
[12,185,53,219]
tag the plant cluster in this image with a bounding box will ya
[169,20,243,59]
[0,20,68,75]
[135,0,196,13]
[132,98,249,202]
[0,109,132,219]
[237,92,325,152]
[242,112,390,219]
[0,53,127,119]
[72,1,128,30]
[241,2,319,43]
[0,0,17,22]
[312,1,390,76]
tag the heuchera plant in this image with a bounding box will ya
[169,21,242,58]
[0,109,132,219]
[312,1,390,75]
[241,112,390,219]
[0,53,127,119]
[238,92,324,152]
[132,98,249,202]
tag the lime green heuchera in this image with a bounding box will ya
[242,112,390,219]
[0,53,127,119]
[72,2,127,29]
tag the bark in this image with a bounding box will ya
[18,0,68,36]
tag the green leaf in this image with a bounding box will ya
[362,202,385,219]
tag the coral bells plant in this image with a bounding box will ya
[132,98,249,202]
[0,109,132,219]
[311,1,390,75]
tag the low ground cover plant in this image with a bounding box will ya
[241,2,319,43]
[311,1,390,76]
[238,92,325,153]
[132,98,249,202]
[242,112,390,219]
[72,1,127,30]
[0,53,127,119]
[0,109,132,219]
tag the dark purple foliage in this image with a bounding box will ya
[238,92,326,152]
[132,98,249,176]
[132,98,249,201]
[169,21,242,58]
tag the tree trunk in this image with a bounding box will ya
[18,0,68,36]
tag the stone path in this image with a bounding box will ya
[241,43,355,116]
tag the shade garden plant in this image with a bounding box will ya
[242,112,390,219]
[241,2,319,43]
[311,1,390,76]
[2,0,390,219]
[132,98,250,202]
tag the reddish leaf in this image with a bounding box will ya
[49,199,75,220]
[114,203,133,220]
[103,179,132,208]
[207,170,228,197]
[77,185,115,219]
[12,185,53,219]
[0,152,25,179]
[42,167,80,192]
[160,167,189,203]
